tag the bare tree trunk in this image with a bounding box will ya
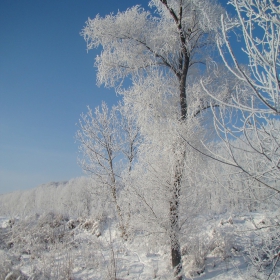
[169,53,188,280]
[170,189,182,280]
[170,158,184,280]
[170,57,188,280]
[110,177,128,240]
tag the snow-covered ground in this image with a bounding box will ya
[0,211,277,279]
[0,178,279,279]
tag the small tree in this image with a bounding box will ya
[76,102,139,238]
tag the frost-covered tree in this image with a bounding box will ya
[201,0,280,196]
[198,1,280,276]
[81,0,225,278]
[76,102,139,238]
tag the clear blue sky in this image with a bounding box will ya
[0,0,234,194]
[0,0,151,194]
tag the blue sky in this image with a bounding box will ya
[0,0,151,194]
[0,0,236,194]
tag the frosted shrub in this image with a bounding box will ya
[30,244,74,280]
[246,223,280,279]
[183,238,208,276]
[183,234,213,276]
[210,228,235,261]
[38,212,69,229]
[7,213,71,258]
[182,225,236,277]
[0,250,27,280]
[0,251,13,280]
[80,218,102,237]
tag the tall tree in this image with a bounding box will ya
[81,1,224,278]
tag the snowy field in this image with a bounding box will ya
[1,188,279,280]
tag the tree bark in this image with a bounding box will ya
[170,197,182,279]
[170,159,184,280]
[171,45,189,280]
